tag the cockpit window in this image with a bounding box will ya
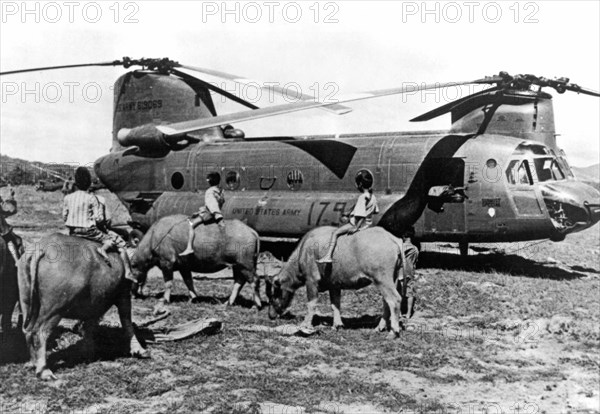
[559,156,575,178]
[506,160,533,185]
[534,158,565,182]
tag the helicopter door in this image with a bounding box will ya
[505,159,544,216]
[422,158,466,235]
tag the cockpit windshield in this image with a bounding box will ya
[506,159,533,185]
[533,157,565,182]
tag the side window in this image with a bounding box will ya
[518,161,532,185]
[225,171,241,190]
[286,169,303,191]
[506,160,519,184]
[171,172,185,190]
[551,160,565,180]
[506,160,532,185]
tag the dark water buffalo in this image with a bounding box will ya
[1,195,22,333]
[268,226,410,336]
[18,233,149,380]
[131,215,262,308]
[0,238,19,333]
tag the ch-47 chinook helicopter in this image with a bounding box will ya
[2,57,599,255]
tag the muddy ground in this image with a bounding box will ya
[1,187,598,413]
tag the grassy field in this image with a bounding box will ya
[1,186,599,413]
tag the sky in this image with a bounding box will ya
[1,0,599,168]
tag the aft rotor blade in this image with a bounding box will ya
[179,63,353,115]
[0,60,122,76]
[157,79,479,137]
[170,68,258,110]
[410,85,502,122]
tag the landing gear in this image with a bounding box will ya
[459,241,469,257]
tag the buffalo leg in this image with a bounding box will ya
[31,314,61,380]
[231,266,262,309]
[251,278,262,310]
[162,269,174,304]
[0,271,18,333]
[80,318,99,360]
[228,281,243,306]
[377,299,391,332]
[302,282,319,328]
[116,285,149,359]
[25,330,35,367]
[178,268,199,302]
[329,289,344,329]
[379,283,402,337]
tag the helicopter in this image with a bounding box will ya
[2,57,599,255]
[29,164,70,192]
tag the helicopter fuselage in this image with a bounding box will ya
[94,130,600,244]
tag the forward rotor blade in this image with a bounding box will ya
[410,86,502,122]
[564,83,600,97]
[0,60,122,76]
[179,63,353,115]
[30,164,68,181]
[157,80,479,137]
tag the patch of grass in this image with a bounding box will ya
[1,189,599,412]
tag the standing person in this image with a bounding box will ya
[63,167,136,282]
[180,172,225,257]
[0,188,23,263]
[396,226,419,318]
[317,173,379,263]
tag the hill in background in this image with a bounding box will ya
[0,153,94,185]
[572,164,600,190]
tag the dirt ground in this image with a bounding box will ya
[1,186,599,414]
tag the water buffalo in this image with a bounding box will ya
[131,215,262,309]
[18,233,149,380]
[0,238,19,333]
[1,194,22,333]
[268,226,414,337]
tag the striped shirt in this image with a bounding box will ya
[63,190,101,229]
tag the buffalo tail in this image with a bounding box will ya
[22,249,43,331]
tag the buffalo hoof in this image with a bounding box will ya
[131,348,150,359]
[38,369,57,381]
[300,322,314,331]
[376,319,388,332]
[387,331,400,340]
[131,287,145,299]
[333,323,345,330]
